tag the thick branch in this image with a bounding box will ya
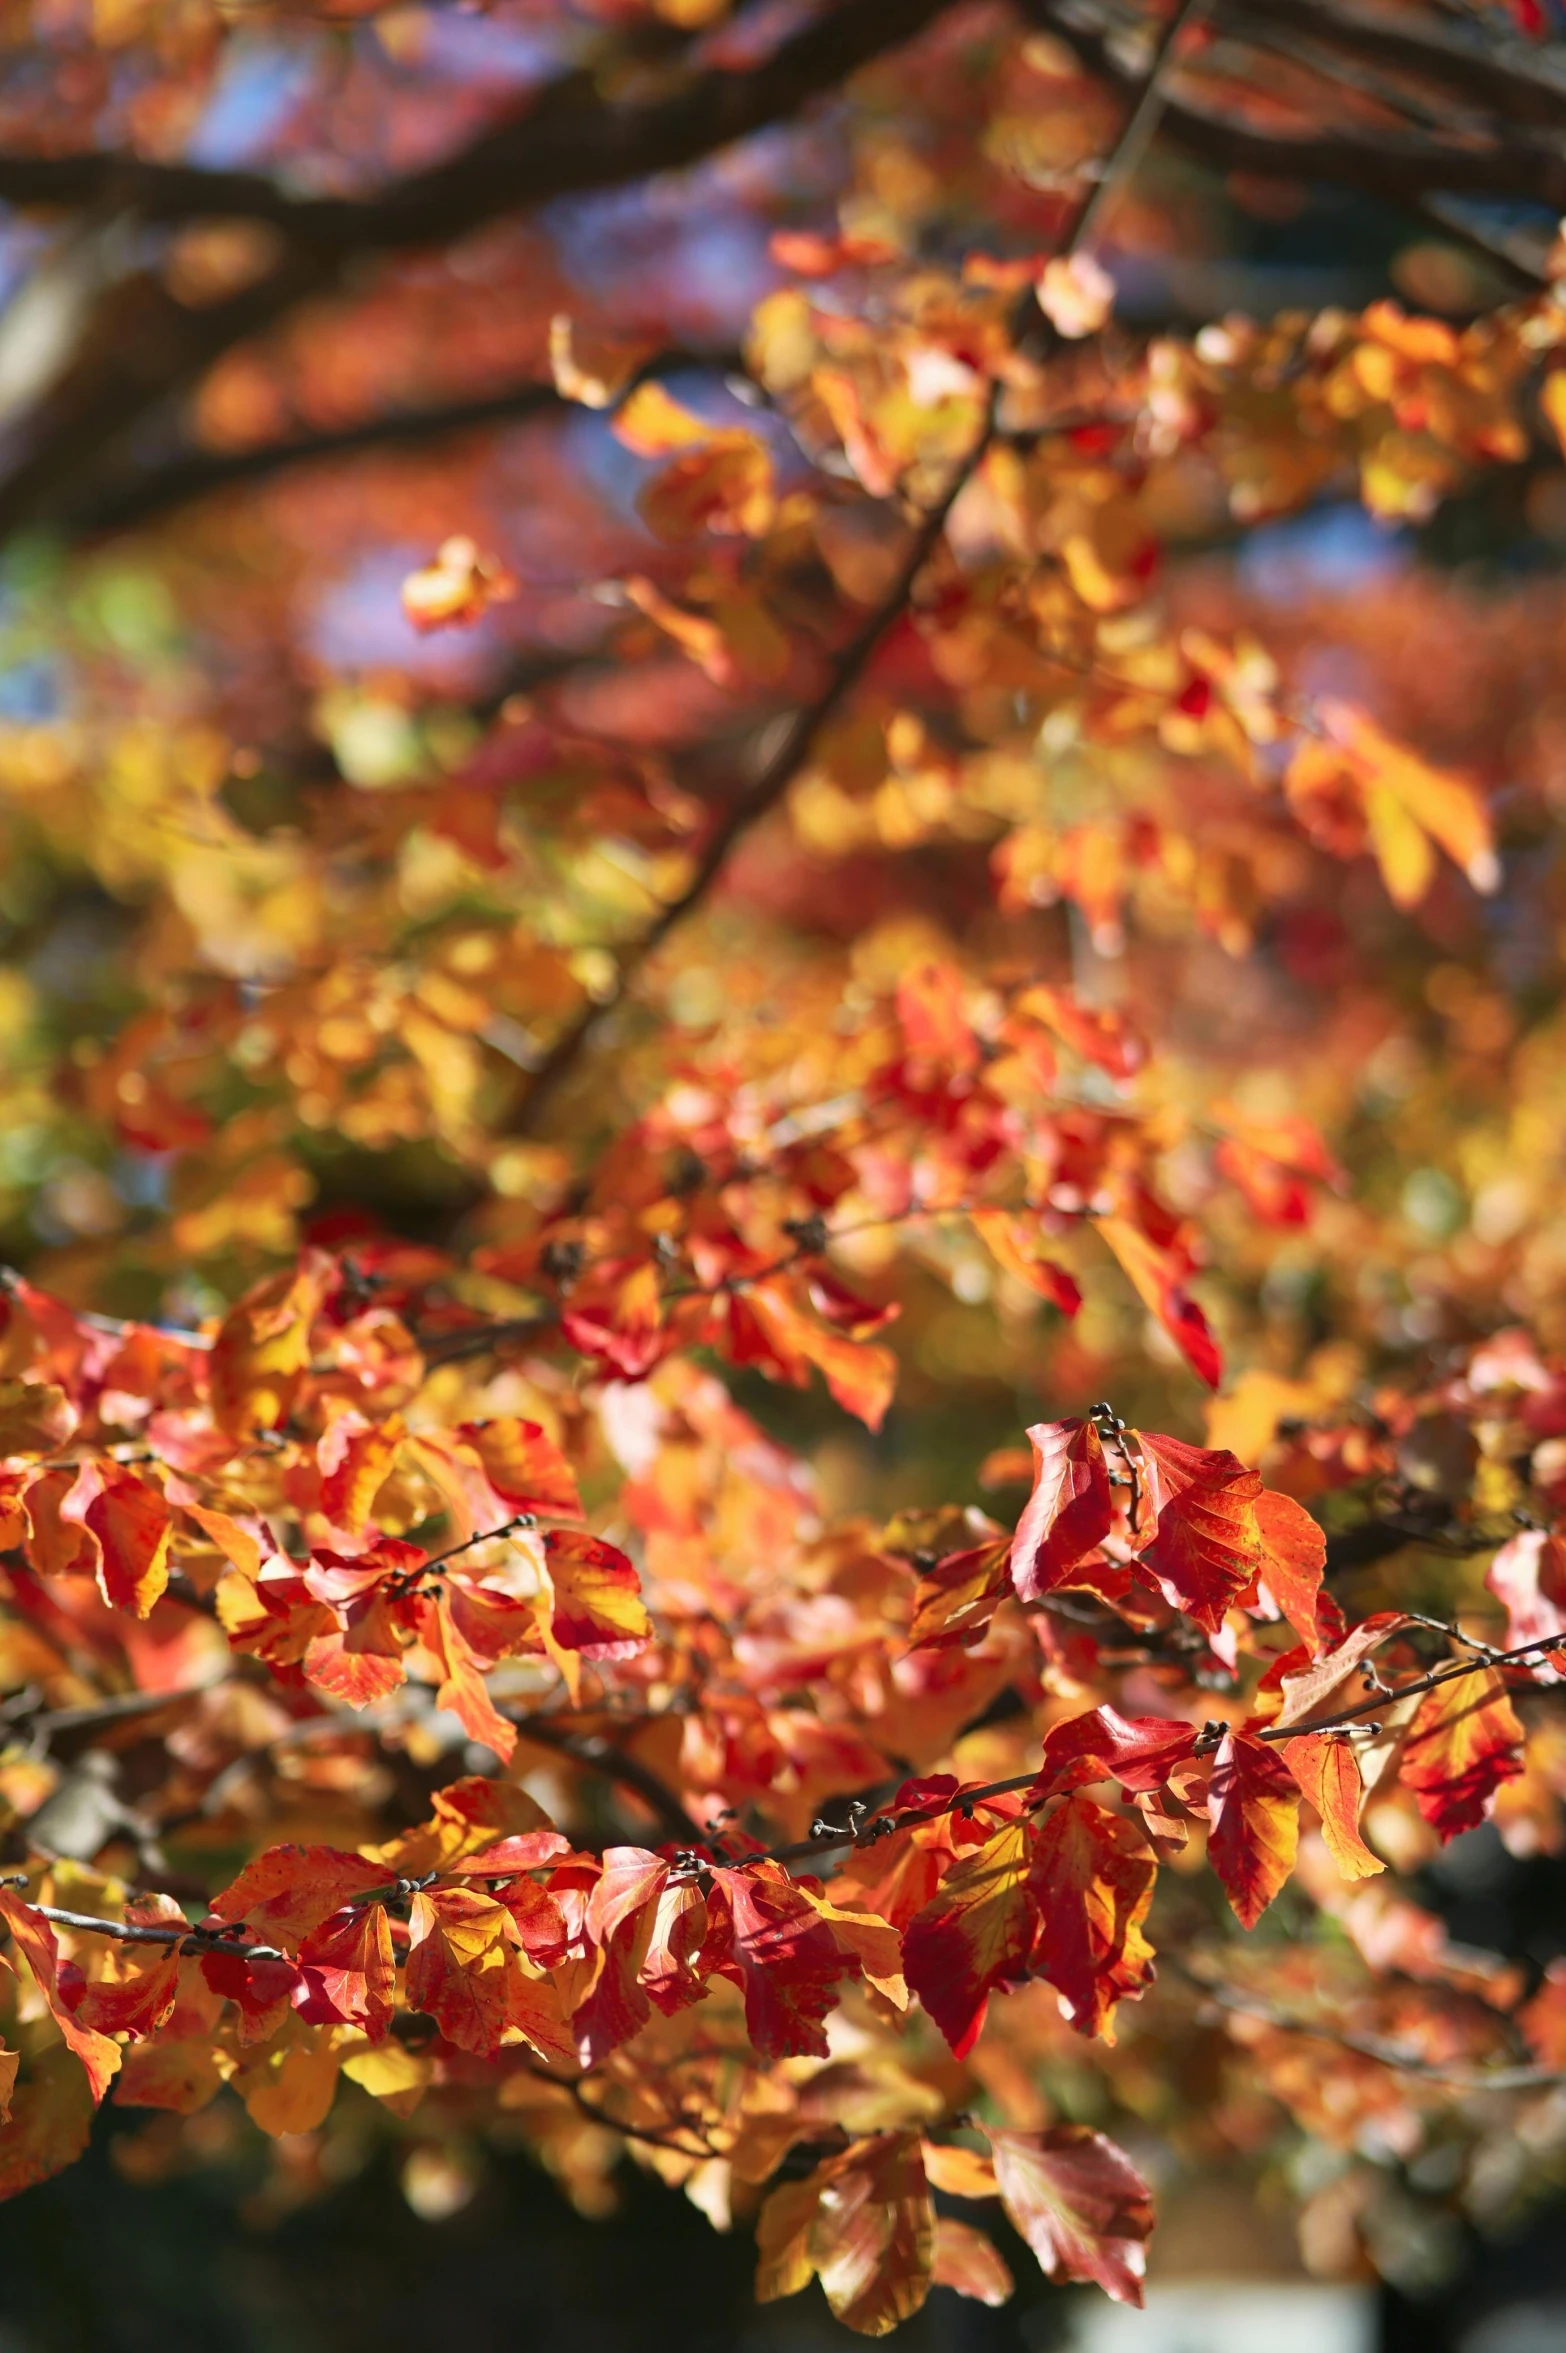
[1228,0,1566,132]
[1032,0,1564,263]
[0,0,957,246]
[0,0,959,542]
[74,345,744,536]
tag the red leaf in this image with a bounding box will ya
[1010,1419,1114,1602]
[1029,1793,1157,2039]
[902,1818,1036,2058]
[1095,1217,1222,1388]
[199,1945,304,2033]
[296,1904,395,2035]
[1136,1432,1262,1635]
[0,1895,121,2104]
[1032,1706,1197,1800]
[73,1942,180,2040]
[987,2124,1154,2306]
[710,1862,859,2060]
[560,1260,666,1378]
[1399,1666,1525,1841]
[1207,1730,1299,1926]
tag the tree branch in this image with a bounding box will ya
[1168,1954,1562,2090]
[0,0,961,541]
[73,345,747,538]
[507,1716,707,1846]
[0,0,958,245]
[1030,0,1561,273]
[503,0,1202,1137]
[1227,0,1566,132]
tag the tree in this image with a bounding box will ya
[2,0,1566,2329]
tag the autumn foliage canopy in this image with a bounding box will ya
[6,0,1566,2331]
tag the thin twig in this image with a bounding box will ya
[507,432,991,1136]
[520,2062,718,2157]
[1170,1956,1565,2091]
[508,1716,707,1845]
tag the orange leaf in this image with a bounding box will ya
[0,2046,93,2201]
[317,1412,402,1538]
[987,2124,1153,2306]
[756,2132,933,2336]
[400,535,516,632]
[1520,1956,1566,2067]
[920,2142,998,2198]
[744,1279,898,1429]
[404,1886,521,2055]
[209,1845,391,1947]
[1318,699,1499,900]
[1028,1793,1156,2040]
[1207,1729,1299,1926]
[542,1528,649,1658]
[1095,1218,1222,1388]
[1136,1432,1263,1635]
[0,1381,73,1463]
[1399,1665,1525,1841]
[1282,1733,1383,1880]
[908,1537,1011,1647]
[896,962,980,1070]
[612,379,713,455]
[209,1252,332,1438]
[59,1461,173,1618]
[812,2132,935,2336]
[1254,1487,1327,1649]
[969,1211,1082,1315]
[457,1417,583,1520]
[902,1818,1036,2058]
[1015,985,1144,1078]
[0,1893,120,2105]
[639,434,775,541]
[931,2217,1013,2306]
[423,1590,517,1760]
[1542,368,1566,456]
[1009,1418,1113,1602]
